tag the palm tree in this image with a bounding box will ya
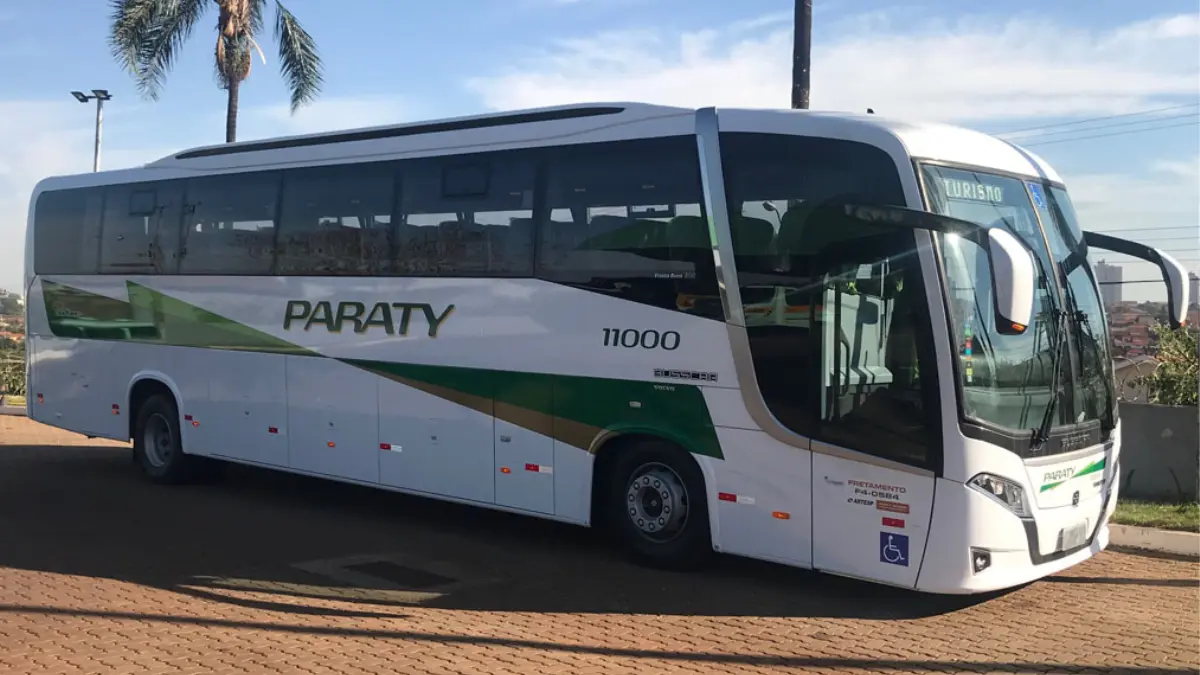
[109,0,323,143]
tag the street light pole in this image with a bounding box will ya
[70,89,112,172]
[791,0,812,109]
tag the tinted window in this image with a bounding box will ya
[99,182,182,274]
[721,133,939,468]
[179,172,280,275]
[922,166,1072,433]
[397,154,535,276]
[538,137,718,318]
[34,188,102,274]
[277,163,395,275]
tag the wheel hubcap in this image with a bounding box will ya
[625,462,688,542]
[143,413,175,468]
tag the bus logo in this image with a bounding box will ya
[283,300,455,337]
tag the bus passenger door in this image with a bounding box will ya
[808,240,939,588]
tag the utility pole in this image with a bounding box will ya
[70,89,112,172]
[791,0,812,109]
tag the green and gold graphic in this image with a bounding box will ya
[40,279,723,459]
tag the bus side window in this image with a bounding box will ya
[535,136,720,319]
[99,182,182,275]
[178,172,280,276]
[276,162,395,276]
[812,223,934,466]
[34,188,103,275]
[396,153,536,277]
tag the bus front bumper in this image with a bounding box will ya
[914,475,1117,594]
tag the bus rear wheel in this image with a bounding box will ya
[606,440,712,570]
[132,393,216,485]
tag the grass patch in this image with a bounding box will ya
[0,395,24,408]
[1112,500,1200,532]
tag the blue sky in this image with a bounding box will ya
[1,0,1197,300]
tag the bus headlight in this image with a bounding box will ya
[968,473,1031,518]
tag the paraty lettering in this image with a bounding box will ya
[283,300,456,337]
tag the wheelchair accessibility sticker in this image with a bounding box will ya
[880,532,909,567]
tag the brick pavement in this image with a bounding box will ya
[0,415,1196,675]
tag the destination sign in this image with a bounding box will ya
[941,178,1004,204]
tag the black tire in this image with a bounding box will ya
[132,394,217,485]
[605,439,713,571]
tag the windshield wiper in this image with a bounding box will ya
[1031,308,1070,450]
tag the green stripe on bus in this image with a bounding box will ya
[42,279,317,355]
[39,279,723,460]
[347,359,724,459]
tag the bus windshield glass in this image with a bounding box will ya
[919,164,1114,445]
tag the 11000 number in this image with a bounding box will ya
[601,328,680,350]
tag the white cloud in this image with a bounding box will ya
[1066,158,1200,224]
[1149,157,1200,180]
[466,11,1200,123]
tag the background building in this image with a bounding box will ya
[1094,260,1123,308]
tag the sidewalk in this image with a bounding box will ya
[1109,523,1200,558]
[0,395,26,416]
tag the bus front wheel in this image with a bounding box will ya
[606,440,712,571]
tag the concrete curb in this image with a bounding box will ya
[1109,523,1200,558]
[0,405,25,417]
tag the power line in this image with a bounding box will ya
[1115,235,1200,242]
[1092,226,1197,234]
[1004,112,1199,142]
[1099,252,1200,259]
[1021,120,1199,147]
[995,103,1200,136]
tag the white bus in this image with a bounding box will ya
[22,103,1189,594]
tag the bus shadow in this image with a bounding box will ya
[0,443,1005,621]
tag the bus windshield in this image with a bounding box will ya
[920,164,1115,449]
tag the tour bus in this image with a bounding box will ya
[22,103,1188,594]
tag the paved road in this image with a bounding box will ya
[0,415,1196,675]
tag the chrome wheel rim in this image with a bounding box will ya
[625,462,689,543]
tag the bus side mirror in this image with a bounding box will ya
[830,203,1036,334]
[1083,231,1190,329]
[983,228,1036,335]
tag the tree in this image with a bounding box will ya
[1133,322,1199,406]
[0,339,23,398]
[0,293,20,317]
[109,0,323,143]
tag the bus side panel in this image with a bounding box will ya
[810,451,934,588]
[552,442,593,525]
[26,277,124,440]
[286,355,380,484]
[704,425,813,568]
[199,349,286,468]
[379,375,496,505]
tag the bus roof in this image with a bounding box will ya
[38,101,1063,189]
